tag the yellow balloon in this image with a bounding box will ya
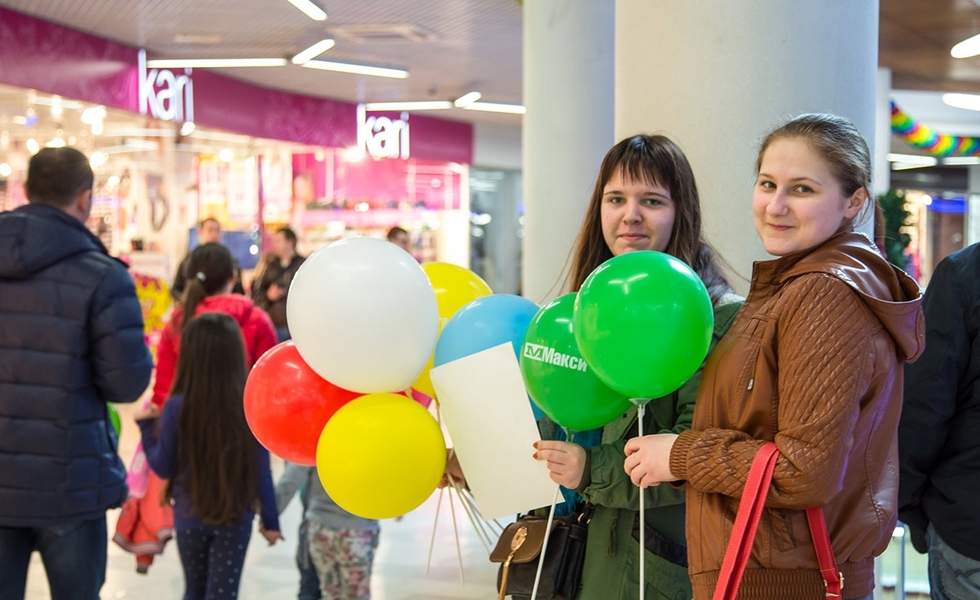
[412,263,492,397]
[316,393,446,519]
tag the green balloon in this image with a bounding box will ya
[573,251,714,400]
[108,404,122,438]
[521,294,632,431]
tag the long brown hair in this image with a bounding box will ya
[181,243,235,330]
[567,134,732,303]
[166,312,259,526]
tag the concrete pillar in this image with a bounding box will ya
[522,0,615,302]
[615,0,879,289]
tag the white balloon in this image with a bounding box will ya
[287,237,438,393]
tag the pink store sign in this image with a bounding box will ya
[0,7,473,164]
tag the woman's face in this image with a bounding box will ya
[600,169,676,257]
[752,138,865,256]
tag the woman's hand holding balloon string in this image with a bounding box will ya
[623,433,678,488]
[534,440,587,489]
[439,448,467,489]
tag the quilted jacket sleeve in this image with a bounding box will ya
[673,275,875,509]
[90,265,153,404]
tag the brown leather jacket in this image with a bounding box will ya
[669,232,925,600]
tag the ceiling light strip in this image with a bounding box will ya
[302,60,408,79]
[146,58,288,68]
[463,101,526,115]
[291,39,336,64]
[286,0,327,21]
[364,101,452,111]
[952,33,980,59]
[453,91,482,107]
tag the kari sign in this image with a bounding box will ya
[138,50,194,123]
[356,104,409,160]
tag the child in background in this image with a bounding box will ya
[296,467,322,600]
[275,463,379,600]
[136,312,283,600]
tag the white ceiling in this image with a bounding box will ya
[0,0,524,127]
[3,0,980,145]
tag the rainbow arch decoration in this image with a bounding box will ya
[891,101,980,156]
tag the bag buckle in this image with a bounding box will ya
[823,572,844,598]
[498,526,528,600]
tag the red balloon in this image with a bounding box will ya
[245,341,361,465]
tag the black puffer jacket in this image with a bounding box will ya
[900,242,980,559]
[0,203,153,526]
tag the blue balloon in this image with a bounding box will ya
[434,294,543,419]
[434,294,541,367]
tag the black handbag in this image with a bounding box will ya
[489,504,592,600]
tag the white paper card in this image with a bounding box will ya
[430,342,557,520]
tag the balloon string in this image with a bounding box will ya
[425,487,444,576]
[637,401,646,600]
[531,485,561,600]
[445,474,465,585]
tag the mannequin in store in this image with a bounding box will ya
[171,217,245,301]
[251,227,306,342]
[0,147,153,600]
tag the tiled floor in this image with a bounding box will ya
[23,401,502,600]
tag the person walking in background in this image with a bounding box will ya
[0,147,153,600]
[899,242,980,600]
[135,312,283,600]
[171,217,244,301]
[252,227,305,342]
[623,114,924,600]
[293,467,321,600]
[275,463,379,600]
[530,134,742,600]
[386,225,410,252]
[152,242,277,408]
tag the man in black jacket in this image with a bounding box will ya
[252,226,305,342]
[170,217,245,300]
[0,147,153,600]
[899,243,980,600]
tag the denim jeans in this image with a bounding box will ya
[0,516,107,600]
[927,523,980,600]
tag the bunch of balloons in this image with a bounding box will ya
[244,237,496,519]
[520,251,714,431]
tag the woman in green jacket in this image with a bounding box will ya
[533,134,742,600]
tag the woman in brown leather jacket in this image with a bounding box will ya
[622,114,925,600]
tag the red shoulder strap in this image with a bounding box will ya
[712,442,841,600]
